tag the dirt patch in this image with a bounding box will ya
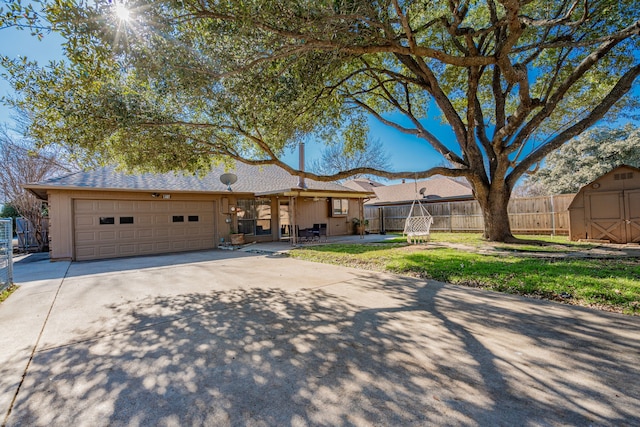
[424,241,640,259]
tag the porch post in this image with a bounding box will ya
[291,196,297,245]
[360,199,364,239]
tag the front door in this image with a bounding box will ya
[279,200,291,240]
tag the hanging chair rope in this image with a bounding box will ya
[403,178,434,244]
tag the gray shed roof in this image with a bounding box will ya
[25,163,371,200]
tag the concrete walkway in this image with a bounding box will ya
[1,250,639,426]
[236,233,397,255]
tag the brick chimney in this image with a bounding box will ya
[298,142,306,188]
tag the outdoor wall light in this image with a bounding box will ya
[151,193,160,198]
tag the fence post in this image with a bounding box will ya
[7,219,13,285]
[550,195,556,236]
[448,202,452,232]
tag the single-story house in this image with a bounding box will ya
[568,164,640,243]
[24,163,373,261]
[344,176,474,206]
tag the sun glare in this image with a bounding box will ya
[114,2,131,21]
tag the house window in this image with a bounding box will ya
[188,215,199,222]
[99,217,115,225]
[331,198,348,217]
[172,215,184,223]
[119,216,134,224]
[237,198,272,236]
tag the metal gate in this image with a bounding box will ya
[0,219,13,291]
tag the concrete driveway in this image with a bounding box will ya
[1,250,639,426]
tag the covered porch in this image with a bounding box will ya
[254,188,373,244]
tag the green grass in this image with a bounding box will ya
[290,239,640,315]
[0,284,18,304]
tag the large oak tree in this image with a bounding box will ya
[2,0,639,241]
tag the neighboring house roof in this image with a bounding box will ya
[367,177,474,205]
[25,163,372,200]
[342,179,386,193]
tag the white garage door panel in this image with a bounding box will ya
[76,216,94,226]
[138,229,153,238]
[74,199,216,261]
[119,230,135,239]
[99,246,117,257]
[138,215,153,226]
[75,200,97,212]
[98,201,117,210]
[76,231,96,243]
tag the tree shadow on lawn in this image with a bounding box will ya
[7,281,640,426]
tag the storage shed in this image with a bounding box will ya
[568,165,640,243]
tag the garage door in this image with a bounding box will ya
[74,199,216,261]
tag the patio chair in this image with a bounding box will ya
[318,223,328,242]
[296,226,314,243]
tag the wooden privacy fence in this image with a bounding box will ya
[365,194,576,235]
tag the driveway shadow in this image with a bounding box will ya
[6,281,640,426]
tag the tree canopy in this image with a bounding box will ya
[522,124,640,195]
[2,0,639,240]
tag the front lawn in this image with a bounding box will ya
[290,236,640,315]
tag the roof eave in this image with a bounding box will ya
[256,188,374,198]
[23,185,48,201]
[21,184,256,197]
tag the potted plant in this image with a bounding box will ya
[352,217,368,235]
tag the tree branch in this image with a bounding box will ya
[507,62,640,186]
[509,26,635,150]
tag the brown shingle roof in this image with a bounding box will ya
[25,163,370,199]
[368,177,473,205]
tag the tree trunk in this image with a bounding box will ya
[477,185,514,242]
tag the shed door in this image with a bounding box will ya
[625,190,640,243]
[74,199,216,261]
[585,191,625,243]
